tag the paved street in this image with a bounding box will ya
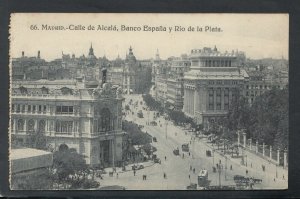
[98,94,288,190]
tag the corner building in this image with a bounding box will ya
[183,47,248,127]
[11,79,125,167]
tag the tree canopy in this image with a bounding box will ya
[224,87,288,149]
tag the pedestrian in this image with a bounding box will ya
[165,156,167,161]
[190,165,192,171]
[283,175,285,180]
[246,170,248,175]
[193,168,195,174]
[230,165,232,170]
[145,175,147,180]
[164,173,166,179]
[189,152,191,156]
[189,174,190,179]
[117,172,119,179]
[134,170,136,176]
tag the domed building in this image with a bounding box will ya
[86,43,97,67]
[122,46,139,94]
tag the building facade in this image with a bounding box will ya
[11,79,125,167]
[183,47,248,127]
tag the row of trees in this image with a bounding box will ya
[218,86,288,150]
[142,94,164,113]
[122,120,152,145]
[142,94,200,129]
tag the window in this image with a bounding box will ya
[224,88,229,110]
[94,119,98,133]
[39,120,46,132]
[28,119,35,131]
[208,89,214,110]
[101,108,111,131]
[28,105,31,112]
[12,104,15,112]
[32,105,36,113]
[216,88,221,110]
[17,119,24,131]
[21,105,25,113]
[43,105,47,113]
[38,105,42,113]
[55,121,73,134]
[56,106,74,114]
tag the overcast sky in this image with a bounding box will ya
[10,13,288,61]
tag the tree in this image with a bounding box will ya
[122,120,152,145]
[224,87,288,149]
[53,147,87,184]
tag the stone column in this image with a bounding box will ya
[191,89,194,116]
[24,119,27,133]
[269,145,272,159]
[14,118,17,132]
[262,142,265,156]
[277,148,280,165]
[213,88,216,111]
[194,88,198,114]
[221,88,225,110]
[243,132,246,148]
[255,141,258,153]
[284,149,288,168]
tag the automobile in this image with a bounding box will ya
[154,158,161,164]
[137,110,144,118]
[132,164,144,170]
[182,144,189,152]
[150,121,157,126]
[173,149,179,155]
[153,137,157,142]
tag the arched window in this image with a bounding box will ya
[39,120,46,133]
[17,119,24,131]
[56,121,60,132]
[101,108,111,132]
[28,119,35,131]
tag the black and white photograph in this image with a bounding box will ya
[9,13,288,190]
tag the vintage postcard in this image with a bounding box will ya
[9,13,288,190]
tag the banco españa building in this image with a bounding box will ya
[10,78,125,167]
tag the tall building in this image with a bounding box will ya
[122,46,139,94]
[11,76,125,167]
[183,46,248,127]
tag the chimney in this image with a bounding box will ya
[37,50,40,59]
[22,51,24,57]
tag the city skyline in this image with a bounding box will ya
[10,13,288,61]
